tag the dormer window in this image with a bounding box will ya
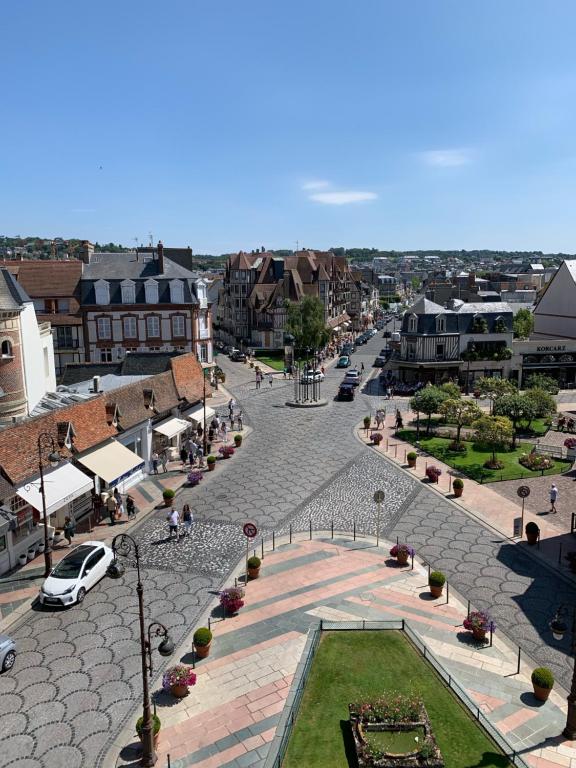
[436,315,446,333]
[94,280,110,306]
[121,280,136,304]
[170,280,184,304]
[145,280,159,304]
[408,314,417,333]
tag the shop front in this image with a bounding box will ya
[513,339,576,388]
[152,416,192,461]
[185,403,216,429]
[77,439,146,494]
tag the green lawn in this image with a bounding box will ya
[397,430,571,483]
[412,416,551,438]
[254,354,286,371]
[283,631,510,768]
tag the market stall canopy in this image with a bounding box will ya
[17,462,93,517]
[77,441,145,487]
[186,404,215,423]
[153,417,190,440]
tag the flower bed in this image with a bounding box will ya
[518,453,554,471]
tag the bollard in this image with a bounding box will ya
[208,617,211,630]
[425,461,428,473]
[396,535,399,546]
[289,524,292,544]
[446,582,449,604]
[261,537,264,559]
[235,577,237,588]
[354,520,356,541]
[428,563,431,578]
[516,646,521,675]
[309,519,312,540]
[404,448,406,462]
[411,552,414,570]
[331,519,334,539]
[273,530,275,551]
[489,625,493,647]
[467,600,470,620]
[394,445,398,458]
[191,649,196,669]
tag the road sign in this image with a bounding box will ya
[517,486,531,499]
[243,522,258,539]
[373,490,385,504]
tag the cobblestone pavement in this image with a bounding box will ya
[495,468,576,532]
[3,334,576,768]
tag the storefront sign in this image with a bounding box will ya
[535,345,566,352]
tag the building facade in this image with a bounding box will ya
[532,260,576,341]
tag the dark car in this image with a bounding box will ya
[336,355,351,368]
[338,383,356,400]
[230,350,247,362]
[373,356,386,367]
[383,331,392,338]
[341,343,355,355]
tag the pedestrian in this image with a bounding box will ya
[180,445,188,466]
[386,386,392,400]
[228,398,236,418]
[255,372,261,390]
[188,440,198,466]
[161,449,169,473]
[220,422,228,443]
[210,416,219,432]
[283,366,288,379]
[550,483,558,513]
[126,494,136,519]
[106,493,117,526]
[151,451,160,474]
[208,425,215,443]
[63,516,75,546]
[268,372,273,387]
[182,504,193,536]
[167,507,180,540]
[114,488,124,518]
[196,444,204,467]
[196,423,203,440]
[237,410,243,430]
[361,362,365,374]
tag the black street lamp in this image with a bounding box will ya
[37,433,62,577]
[550,605,576,740]
[108,534,174,766]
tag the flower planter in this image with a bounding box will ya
[472,627,486,641]
[430,584,443,598]
[37,542,45,553]
[407,457,416,468]
[17,554,27,566]
[397,552,409,566]
[234,436,242,448]
[453,487,463,498]
[53,532,63,544]
[194,643,211,659]
[533,684,551,702]
[207,463,216,472]
[27,549,36,561]
[171,684,189,698]
[248,566,260,580]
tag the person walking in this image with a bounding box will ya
[550,484,559,513]
[106,493,117,526]
[160,449,169,473]
[180,444,188,466]
[196,444,204,467]
[268,372,273,387]
[220,422,228,443]
[236,409,243,430]
[63,516,75,546]
[361,362,365,374]
[228,398,236,419]
[114,488,124,518]
[182,504,193,536]
[167,507,180,540]
[255,372,261,390]
[151,451,160,474]
[126,494,136,519]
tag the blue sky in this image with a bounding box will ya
[2,1,576,254]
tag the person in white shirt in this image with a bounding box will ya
[167,508,180,540]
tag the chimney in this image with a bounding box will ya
[157,240,164,274]
[78,241,95,264]
[92,375,101,393]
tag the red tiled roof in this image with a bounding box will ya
[170,353,208,403]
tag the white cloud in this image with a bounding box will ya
[421,148,474,167]
[309,190,378,205]
[301,180,331,190]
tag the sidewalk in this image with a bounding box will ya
[112,536,576,768]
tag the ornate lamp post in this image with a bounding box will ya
[37,433,62,577]
[550,605,576,739]
[107,534,174,766]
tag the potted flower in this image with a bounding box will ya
[219,445,235,459]
[525,521,539,545]
[452,478,464,498]
[247,555,261,579]
[426,465,442,484]
[363,416,371,432]
[234,434,243,447]
[219,586,245,615]
[162,664,197,698]
[187,470,203,487]
[370,432,383,446]
[193,627,213,659]
[463,610,495,641]
[162,488,175,507]
[136,713,161,749]
[428,571,446,598]
[565,437,576,459]
[390,543,414,566]
[407,451,417,468]
[207,455,216,472]
[531,667,554,702]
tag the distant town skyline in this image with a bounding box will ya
[2,0,576,253]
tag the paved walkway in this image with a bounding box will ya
[114,537,576,768]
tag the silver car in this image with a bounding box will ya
[0,634,16,672]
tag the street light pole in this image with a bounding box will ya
[550,605,576,739]
[203,369,207,456]
[37,433,61,578]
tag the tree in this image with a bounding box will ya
[440,398,482,444]
[525,373,559,394]
[525,387,557,420]
[473,415,514,465]
[440,382,461,400]
[410,386,449,436]
[513,308,534,339]
[493,393,536,447]
[285,296,330,354]
[477,377,517,414]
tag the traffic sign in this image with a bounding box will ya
[517,486,531,499]
[243,522,258,539]
[373,490,385,504]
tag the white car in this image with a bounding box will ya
[38,542,114,607]
[301,369,325,384]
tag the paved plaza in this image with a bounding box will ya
[0,333,576,768]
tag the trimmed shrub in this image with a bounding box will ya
[452,478,464,490]
[407,451,417,461]
[207,455,216,465]
[426,465,442,482]
[162,488,175,501]
[428,571,446,587]
[136,713,161,736]
[247,556,261,568]
[370,432,383,445]
[193,627,213,647]
[531,667,554,690]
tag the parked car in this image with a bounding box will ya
[383,331,392,338]
[343,371,361,387]
[0,635,16,673]
[356,335,368,345]
[38,542,114,607]
[373,356,386,367]
[336,355,351,368]
[230,350,247,362]
[338,382,356,400]
[368,329,377,337]
[341,343,355,355]
[301,369,325,383]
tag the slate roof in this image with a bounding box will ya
[82,252,196,280]
[121,352,180,376]
[60,363,121,386]
[403,299,514,335]
[0,268,31,310]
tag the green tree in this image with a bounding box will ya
[513,308,534,339]
[524,388,557,420]
[525,373,559,394]
[440,398,482,444]
[477,377,517,414]
[493,393,536,447]
[285,296,330,353]
[410,386,449,436]
[440,382,461,400]
[473,415,514,464]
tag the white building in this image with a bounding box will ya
[533,260,576,340]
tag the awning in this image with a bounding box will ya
[332,326,341,332]
[153,417,190,439]
[17,462,93,517]
[186,404,216,423]
[77,441,145,487]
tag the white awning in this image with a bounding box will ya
[332,326,340,332]
[77,441,145,487]
[153,417,190,439]
[186,404,215,423]
[17,462,93,517]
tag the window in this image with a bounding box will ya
[172,316,185,337]
[95,280,110,305]
[97,317,111,339]
[121,282,136,304]
[146,316,160,337]
[145,280,159,304]
[407,342,416,360]
[56,327,73,348]
[436,344,445,359]
[1,340,13,358]
[170,281,184,304]
[123,317,137,338]
[199,343,208,362]
[100,348,113,362]
[58,299,70,313]
[436,315,446,333]
[408,315,417,333]
[33,299,44,312]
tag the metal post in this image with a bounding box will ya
[521,498,525,537]
[309,519,312,540]
[411,552,414,571]
[246,536,249,584]
[516,647,521,675]
[467,600,470,620]
[376,503,381,547]
[489,625,493,647]
[261,538,264,559]
[137,572,155,766]
[353,520,356,541]
[289,524,292,544]
[559,543,563,565]
[272,531,275,551]
[331,519,334,539]
[446,583,449,604]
